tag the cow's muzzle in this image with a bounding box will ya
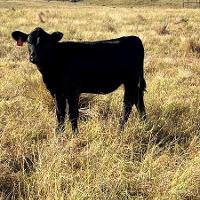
[30,55,39,64]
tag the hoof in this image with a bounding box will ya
[140,114,147,121]
[55,125,65,134]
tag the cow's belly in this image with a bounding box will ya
[77,66,124,94]
[80,79,122,94]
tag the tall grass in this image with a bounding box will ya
[0,1,200,199]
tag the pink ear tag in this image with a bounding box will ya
[17,37,23,46]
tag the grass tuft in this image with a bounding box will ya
[185,38,200,55]
[155,22,169,35]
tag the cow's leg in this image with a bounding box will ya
[55,94,66,133]
[120,84,136,130]
[135,87,146,120]
[67,94,79,134]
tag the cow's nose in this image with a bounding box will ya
[30,55,38,63]
[30,55,34,62]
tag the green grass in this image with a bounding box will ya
[0,1,200,199]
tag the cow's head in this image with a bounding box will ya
[12,27,63,64]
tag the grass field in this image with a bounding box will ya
[0,0,192,8]
[0,0,200,199]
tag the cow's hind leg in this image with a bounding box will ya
[67,94,79,134]
[135,87,146,120]
[120,84,136,130]
[55,94,66,133]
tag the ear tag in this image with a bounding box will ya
[17,37,23,46]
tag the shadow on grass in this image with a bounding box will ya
[0,152,38,199]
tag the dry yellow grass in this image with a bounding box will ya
[0,0,200,199]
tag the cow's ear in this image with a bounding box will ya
[51,32,63,42]
[12,31,28,46]
[12,31,28,42]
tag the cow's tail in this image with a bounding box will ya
[138,58,146,94]
[138,38,146,93]
[138,76,146,93]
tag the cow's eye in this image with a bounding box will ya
[27,39,34,45]
[37,37,41,45]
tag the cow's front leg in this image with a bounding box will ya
[55,94,66,133]
[67,94,79,134]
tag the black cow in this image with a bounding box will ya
[12,27,146,134]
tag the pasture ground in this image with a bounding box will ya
[0,0,200,199]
